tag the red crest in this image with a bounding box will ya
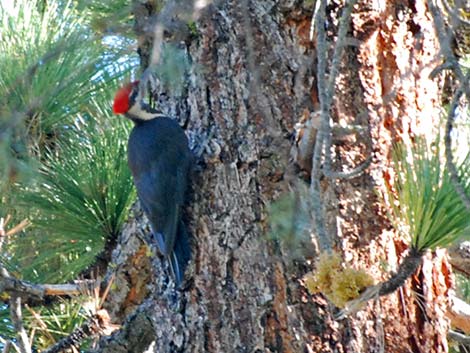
[113,81,139,114]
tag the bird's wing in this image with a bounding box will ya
[133,160,179,256]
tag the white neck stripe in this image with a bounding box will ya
[127,103,166,121]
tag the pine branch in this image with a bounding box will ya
[9,296,31,353]
[427,0,470,97]
[310,0,363,251]
[336,247,424,319]
[449,330,470,345]
[310,0,330,252]
[377,247,424,296]
[42,310,119,353]
[0,273,97,303]
[444,85,470,210]
[0,217,97,302]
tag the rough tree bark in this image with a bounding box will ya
[93,1,453,352]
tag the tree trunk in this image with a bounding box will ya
[94,1,452,352]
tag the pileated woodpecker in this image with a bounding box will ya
[113,81,191,285]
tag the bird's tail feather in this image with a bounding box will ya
[168,220,191,286]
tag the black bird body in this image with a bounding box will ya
[113,82,192,285]
[128,117,191,252]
